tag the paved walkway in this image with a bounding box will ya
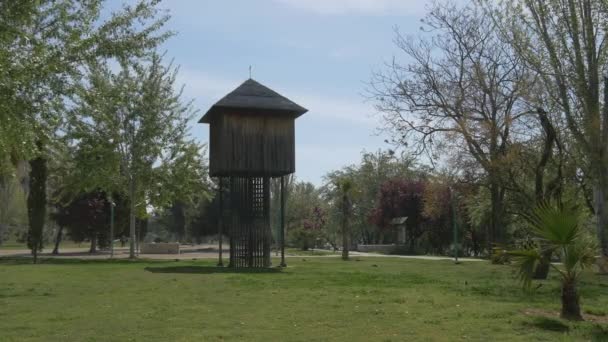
[0,245,222,260]
[348,251,484,262]
[0,245,485,262]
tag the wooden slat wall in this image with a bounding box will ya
[226,176,272,268]
[209,111,295,177]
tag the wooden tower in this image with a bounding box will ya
[199,79,307,268]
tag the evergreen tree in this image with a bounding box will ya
[26,149,47,264]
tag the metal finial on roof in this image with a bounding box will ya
[249,65,252,79]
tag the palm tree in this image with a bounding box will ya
[510,202,597,320]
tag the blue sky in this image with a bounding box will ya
[133,0,437,185]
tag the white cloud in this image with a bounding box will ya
[272,0,430,15]
[290,93,375,125]
[176,69,242,104]
[177,68,376,126]
[296,145,366,184]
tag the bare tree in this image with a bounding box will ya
[369,2,532,252]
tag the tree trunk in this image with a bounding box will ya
[596,77,608,273]
[136,219,140,255]
[534,108,558,203]
[532,109,558,278]
[27,151,47,265]
[489,180,504,260]
[594,168,608,273]
[171,201,186,242]
[533,250,552,280]
[471,230,480,257]
[52,225,63,255]
[561,278,583,321]
[341,225,349,260]
[341,193,350,261]
[89,234,97,254]
[129,177,136,259]
[409,236,415,254]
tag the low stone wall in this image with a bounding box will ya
[141,243,180,254]
[357,244,398,254]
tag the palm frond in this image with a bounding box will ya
[523,201,581,246]
[508,249,541,289]
[563,237,598,272]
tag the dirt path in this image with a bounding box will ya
[348,251,485,262]
[0,245,222,260]
[0,245,485,262]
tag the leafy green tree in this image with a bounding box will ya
[1,0,171,260]
[290,206,327,251]
[0,168,29,246]
[286,181,321,245]
[323,150,417,245]
[305,206,327,248]
[151,140,211,242]
[51,191,130,253]
[1,0,170,171]
[510,202,597,320]
[73,55,193,258]
[462,187,491,257]
[486,0,608,270]
[151,141,210,206]
[189,195,219,242]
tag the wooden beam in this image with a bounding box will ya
[217,177,224,267]
[280,176,286,267]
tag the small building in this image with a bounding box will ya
[200,79,307,177]
[390,217,408,245]
[199,79,307,268]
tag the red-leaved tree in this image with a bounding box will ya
[52,191,129,253]
[369,179,426,248]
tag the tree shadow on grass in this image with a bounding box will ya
[0,257,174,266]
[524,317,570,332]
[178,247,229,253]
[589,324,608,341]
[144,266,284,275]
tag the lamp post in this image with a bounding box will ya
[450,186,459,264]
[280,176,286,267]
[217,178,224,267]
[110,200,116,258]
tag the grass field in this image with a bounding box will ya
[1,257,607,341]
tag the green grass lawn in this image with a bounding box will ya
[0,257,607,341]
